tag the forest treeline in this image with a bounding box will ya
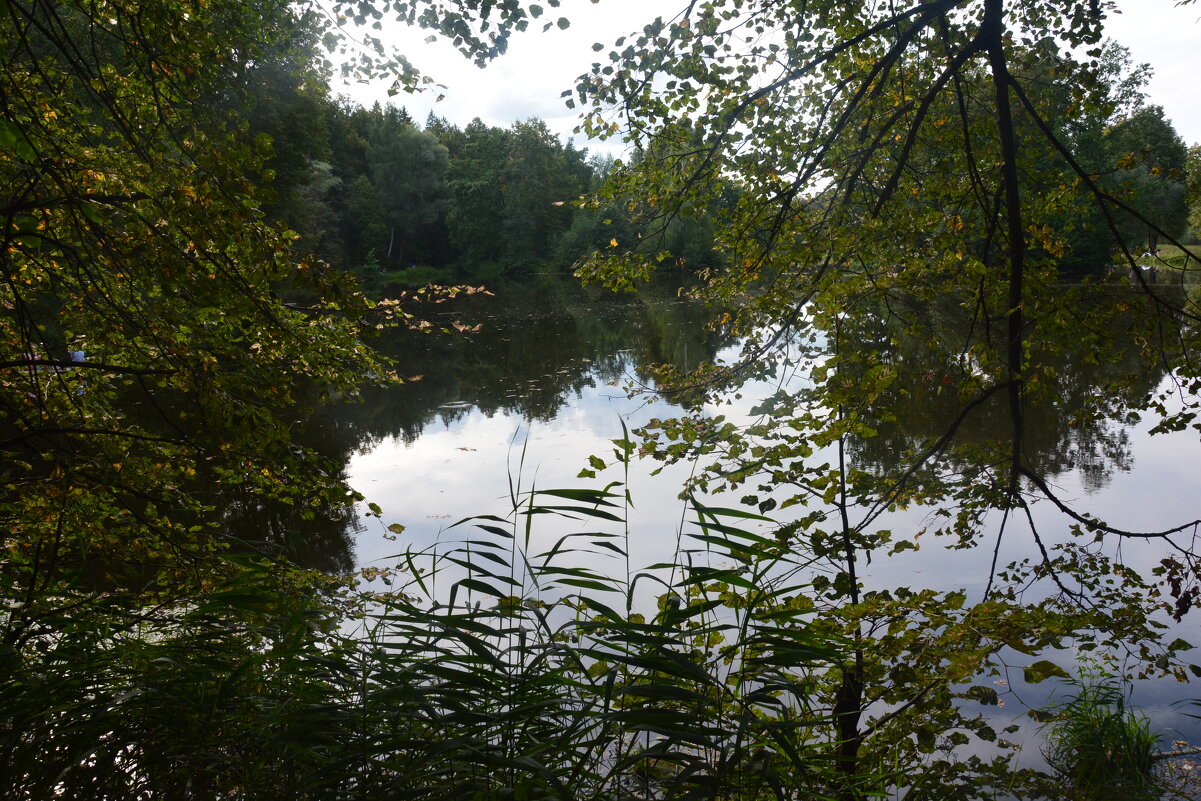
[233,23,1201,291]
[247,83,725,282]
[247,48,1201,290]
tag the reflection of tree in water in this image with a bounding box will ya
[217,400,363,574]
[840,288,1166,493]
[335,275,731,451]
[207,478,362,574]
[164,277,1172,572]
[121,277,728,574]
[115,380,363,574]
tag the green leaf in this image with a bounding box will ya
[79,202,105,225]
[527,504,624,522]
[1023,660,1071,684]
[456,577,509,597]
[0,118,36,162]
[533,488,620,505]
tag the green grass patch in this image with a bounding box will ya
[1041,673,1163,801]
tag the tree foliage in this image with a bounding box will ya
[1102,104,1190,253]
[562,0,1201,796]
[0,0,415,599]
[6,0,1201,798]
[0,2,767,797]
[286,101,618,277]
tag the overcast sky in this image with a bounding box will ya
[1108,0,1201,142]
[333,0,1201,149]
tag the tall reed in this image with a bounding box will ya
[2,463,840,799]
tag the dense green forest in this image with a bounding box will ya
[266,101,597,278]
[251,34,1201,287]
[255,50,1197,286]
[249,87,727,283]
[4,0,1201,799]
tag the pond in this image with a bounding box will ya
[320,273,1201,762]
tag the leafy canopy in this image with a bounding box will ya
[555,0,1201,796]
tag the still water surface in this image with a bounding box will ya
[336,275,1201,756]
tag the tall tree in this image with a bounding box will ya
[0,0,392,621]
[1103,105,1190,253]
[1188,142,1201,241]
[239,8,336,237]
[567,1,1201,796]
[366,105,450,268]
[447,118,509,264]
[501,118,580,269]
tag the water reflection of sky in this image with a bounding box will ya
[347,292,1201,761]
[350,349,709,571]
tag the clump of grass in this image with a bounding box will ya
[1041,672,1162,801]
